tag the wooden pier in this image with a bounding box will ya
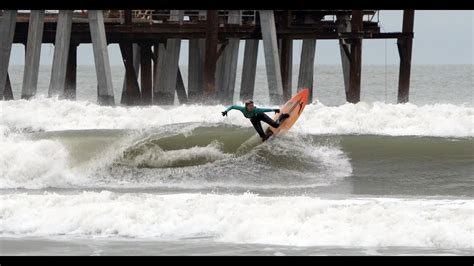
[0,10,415,105]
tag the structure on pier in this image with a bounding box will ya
[0,10,415,105]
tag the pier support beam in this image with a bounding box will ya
[280,38,293,101]
[121,44,140,105]
[397,10,415,104]
[216,10,241,104]
[188,38,205,103]
[259,10,284,105]
[337,11,363,103]
[64,42,77,100]
[49,10,72,98]
[240,40,259,101]
[0,10,17,100]
[88,10,115,105]
[297,39,316,102]
[155,10,183,105]
[22,10,44,99]
[176,67,188,104]
[203,10,218,103]
[4,73,14,100]
[120,41,142,105]
[140,43,152,105]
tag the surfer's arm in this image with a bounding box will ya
[222,105,245,116]
[255,107,280,113]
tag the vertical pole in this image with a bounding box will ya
[176,67,188,104]
[337,15,351,100]
[240,40,259,101]
[64,42,77,100]
[347,10,363,103]
[89,10,115,105]
[152,43,165,104]
[397,10,415,103]
[4,73,14,100]
[203,10,218,103]
[140,43,152,105]
[49,10,72,98]
[120,41,141,105]
[280,38,293,101]
[0,10,17,100]
[297,39,316,102]
[217,10,241,104]
[155,10,183,105]
[188,38,205,103]
[121,44,140,104]
[22,10,44,99]
[259,10,284,105]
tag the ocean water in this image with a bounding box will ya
[0,64,473,256]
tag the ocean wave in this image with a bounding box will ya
[1,191,472,249]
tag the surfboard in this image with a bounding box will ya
[263,88,310,141]
[236,88,310,154]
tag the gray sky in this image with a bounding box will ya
[9,10,474,65]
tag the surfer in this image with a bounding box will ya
[222,100,290,141]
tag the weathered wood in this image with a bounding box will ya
[21,10,44,99]
[280,38,293,101]
[121,43,140,104]
[64,43,77,100]
[152,43,166,104]
[347,10,363,103]
[176,67,188,104]
[0,10,17,100]
[240,40,259,101]
[188,38,205,103]
[297,39,316,102]
[119,41,141,105]
[337,14,351,100]
[155,10,183,105]
[259,10,284,105]
[140,43,152,105]
[216,10,241,104]
[203,10,218,102]
[88,10,115,105]
[4,73,14,100]
[49,10,72,98]
[397,10,415,104]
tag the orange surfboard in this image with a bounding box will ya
[264,88,310,140]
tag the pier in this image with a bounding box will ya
[0,10,415,105]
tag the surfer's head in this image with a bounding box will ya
[245,100,254,111]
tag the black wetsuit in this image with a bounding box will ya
[223,105,282,139]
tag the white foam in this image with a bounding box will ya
[0,136,77,189]
[1,98,472,137]
[121,141,229,168]
[1,192,472,249]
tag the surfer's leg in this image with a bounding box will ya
[250,117,267,139]
[258,113,280,128]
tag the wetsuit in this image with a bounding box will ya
[224,105,281,139]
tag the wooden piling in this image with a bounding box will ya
[397,10,415,104]
[188,38,205,103]
[120,41,142,105]
[337,11,363,103]
[88,10,115,105]
[49,10,72,98]
[64,42,77,100]
[4,73,14,100]
[155,10,183,105]
[259,10,284,105]
[297,39,316,102]
[279,38,293,101]
[203,10,218,103]
[0,10,17,100]
[217,10,241,104]
[121,44,140,104]
[176,67,188,104]
[240,40,259,102]
[140,43,152,105]
[21,10,44,100]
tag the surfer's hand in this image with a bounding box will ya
[274,109,280,113]
[221,111,228,116]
